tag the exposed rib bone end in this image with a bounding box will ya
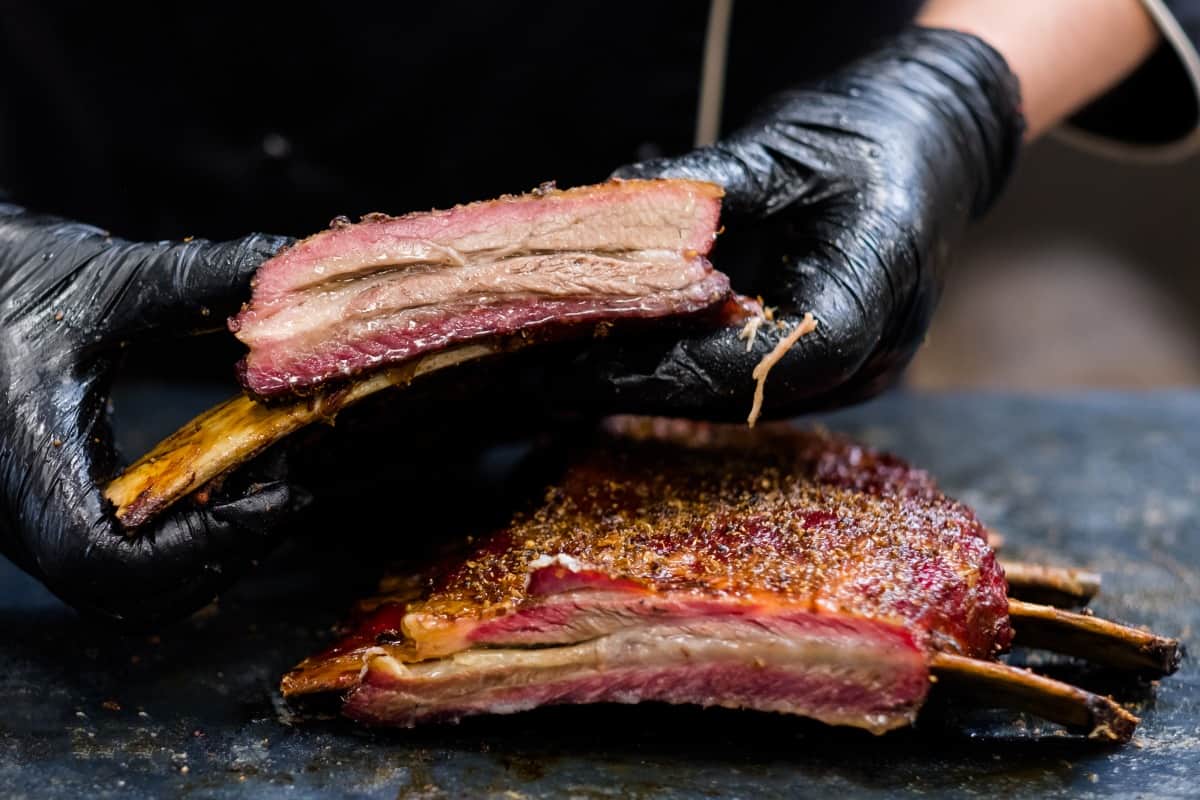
[929,653,1140,743]
[1008,599,1182,678]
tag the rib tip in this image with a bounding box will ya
[1086,701,1140,744]
[112,490,156,532]
[1150,639,1184,676]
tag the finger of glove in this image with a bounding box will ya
[611,140,819,220]
[210,472,313,536]
[22,440,305,627]
[742,216,922,416]
[95,232,290,342]
[0,210,286,344]
[564,215,911,423]
[557,304,853,423]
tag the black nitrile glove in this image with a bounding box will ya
[0,204,307,626]
[578,27,1025,420]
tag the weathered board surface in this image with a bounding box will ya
[1,391,1196,799]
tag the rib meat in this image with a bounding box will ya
[283,418,1013,733]
[230,179,729,398]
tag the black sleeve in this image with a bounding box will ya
[1061,0,1200,159]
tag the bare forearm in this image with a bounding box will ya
[918,0,1160,139]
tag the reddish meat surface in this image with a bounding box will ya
[282,417,1011,733]
[231,180,729,398]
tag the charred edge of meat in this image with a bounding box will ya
[929,653,1140,743]
[1007,599,1182,677]
[1003,562,1102,608]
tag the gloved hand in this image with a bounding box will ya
[574,27,1025,421]
[0,204,307,626]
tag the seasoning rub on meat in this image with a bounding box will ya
[283,418,1180,741]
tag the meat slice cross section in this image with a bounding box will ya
[282,418,1013,733]
[230,179,729,398]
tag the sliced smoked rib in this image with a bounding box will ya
[105,344,496,527]
[1003,562,1101,608]
[231,179,730,398]
[929,653,1139,743]
[1008,599,1181,677]
[283,419,1013,732]
[108,180,742,528]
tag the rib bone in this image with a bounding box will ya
[929,652,1139,743]
[104,343,497,528]
[1008,599,1181,676]
[1002,562,1101,608]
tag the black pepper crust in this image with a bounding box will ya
[381,418,1013,660]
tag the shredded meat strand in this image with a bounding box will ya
[748,312,817,427]
[737,314,764,352]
